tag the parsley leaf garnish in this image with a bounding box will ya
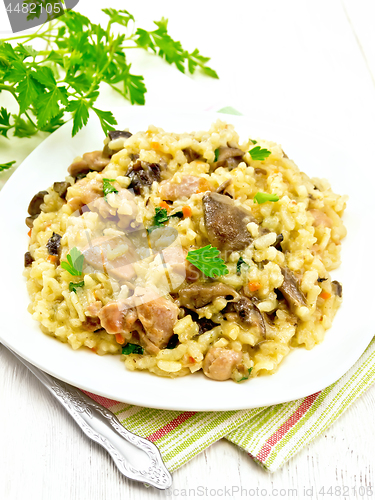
[61,247,84,276]
[0,160,16,171]
[153,207,169,226]
[122,343,144,355]
[214,148,220,162]
[103,178,118,201]
[0,9,217,168]
[236,257,249,275]
[186,245,229,278]
[237,367,253,383]
[249,146,271,161]
[253,192,279,204]
[69,281,85,293]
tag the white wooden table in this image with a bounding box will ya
[1,1,375,498]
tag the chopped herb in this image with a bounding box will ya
[253,192,279,204]
[166,334,179,349]
[250,139,257,145]
[103,178,118,201]
[69,281,85,293]
[153,206,169,226]
[61,247,84,276]
[236,257,249,275]
[186,245,229,278]
[170,210,184,218]
[214,148,220,162]
[237,367,253,383]
[249,146,271,161]
[0,160,16,171]
[122,343,144,355]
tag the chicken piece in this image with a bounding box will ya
[309,209,332,228]
[178,282,239,310]
[161,247,201,283]
[67,177,104,211]
[98,300,137,336]
[81,235,138,281]
[159,176,212,201]
[68,151,110,178]
[203,348,243,381]
[136,295,179,354]
[203,192,254,252]
[278,267,307,308]
[85,301,103,317]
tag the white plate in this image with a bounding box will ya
[0,106,373,411]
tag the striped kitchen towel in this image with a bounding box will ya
[86,336,375,473]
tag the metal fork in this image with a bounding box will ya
[3,345,172,490]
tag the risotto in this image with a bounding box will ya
[24,120,347,382]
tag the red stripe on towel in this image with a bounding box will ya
[256,391,321,462]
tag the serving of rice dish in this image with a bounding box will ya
[24,120,347,382]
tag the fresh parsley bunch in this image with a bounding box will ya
[0,8,218,170]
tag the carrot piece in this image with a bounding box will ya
[320,291,331,300]
[182,206,192,218]
[248,281,261,292]
[151,141,160,150]
[28,229,32,237]
[159,201,170,212]
[115,334,125,344]
[47,255,57,263]
[188,356,196,364]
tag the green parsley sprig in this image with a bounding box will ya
[236,256,249,275]
[253,192,279,204]
[186,245,229,278]
[61,247,84,276]
[249,146,271,161]
[69,280,85,293]
[103,178,118,201]
[0,8,218,168]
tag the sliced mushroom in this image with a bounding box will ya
[26,214,38,229]
[24,251,34,267]
[202,192,253,251]
[28,190,48,216]
[53,181,70,199]
[272,233,284,250]
[203,347,242,381]
[178,282,239,310]
[331,280,343,298]
[212,146,244,171]
[216,178,232,196]
[103,130,132,158]
[254,167,267,175]
[232,297,266,337]
[68,151,110,178]
[127,160,162,195]
[182,147,200,163]
[278,267,307,308]
[46,232,62,256]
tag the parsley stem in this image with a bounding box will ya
[24,111,37,128]
[0,84,17,97]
